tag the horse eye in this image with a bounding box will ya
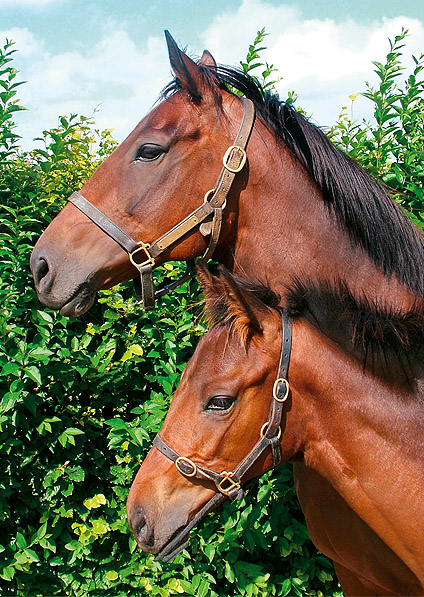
[135,144,164,162]
[206,396,235,411]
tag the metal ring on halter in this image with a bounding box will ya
[203,189,215,203]
[175,456,197,477]
[216,472,241,497]
[260,422,282,440]
[273,378,290,402]
[129,243,155,269]
[222,145,247,173]
[204,188,227,211]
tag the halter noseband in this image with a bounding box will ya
[67,98,255,311]
[153,309,292,562]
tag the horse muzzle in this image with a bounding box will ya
[30,246,98,316]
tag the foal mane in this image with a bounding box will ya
[163,62,424,298]
[202,269,424,382]
[203,273,280,330]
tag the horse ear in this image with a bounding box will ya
[165,30,209,102]
[199,50,217,69]
[218,266,263,343]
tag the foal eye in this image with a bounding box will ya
[135,144,164,162]
[206,396,235,411]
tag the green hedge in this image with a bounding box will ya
[0,30,423,596]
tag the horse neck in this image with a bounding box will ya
[288,317,424,579]
[224,122,420,313]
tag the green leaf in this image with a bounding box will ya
[1,362,21,376]
[36,310,53,323]
[15,531,27,550]
[24,365,41,385]
[128,343,143,356]
[91,519,110,535]
[0,566,15,581]
[83,494,107,510]
[225,561,235,583]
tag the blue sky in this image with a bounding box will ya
[1,0,424,150]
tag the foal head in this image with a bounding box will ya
[126,265,306,556]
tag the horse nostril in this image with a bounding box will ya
[33,257,50,287]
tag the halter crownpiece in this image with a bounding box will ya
[153,308,292,562]
[67,97,255,311]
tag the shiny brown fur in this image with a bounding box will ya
[31,34,424,595]
[127,266,424,596]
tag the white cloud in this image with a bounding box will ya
[200,1,424,125]
[0,27,46,57]
[2,2,424,151]
[1,27,171,149]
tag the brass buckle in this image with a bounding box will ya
[222,145,247,173]
[175,456,197,478]
[260,422,282,439]
[216,472,241,496]
[129,242,155,269]
[273,378,289,402]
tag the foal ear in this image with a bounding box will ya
[218,267,263,343]
[196,261,226,319]
[165,30,211,102]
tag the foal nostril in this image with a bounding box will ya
[129,509,154,548]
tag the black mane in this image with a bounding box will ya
[286,277,424,383]
[163,63,424,298]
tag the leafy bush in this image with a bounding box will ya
[329,28,424,228]
[1,30,423,596]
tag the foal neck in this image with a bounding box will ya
[289,317,424,583]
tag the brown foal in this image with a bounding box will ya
[127,266,424,596]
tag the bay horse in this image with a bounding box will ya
[30,32,424,594]
[127,264,424,596]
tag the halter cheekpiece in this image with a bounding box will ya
[66,98,255,311]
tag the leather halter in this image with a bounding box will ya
[67,98,255,311]
[153,309,292,562]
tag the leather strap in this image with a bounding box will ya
[202,208,223,262]
[148,201,215,258]
[154,309,292,562]
[159,492,226,563]
[210,97,255,210]
[66,98,255,311]
[68,192,139,254]
[139,265,155,309]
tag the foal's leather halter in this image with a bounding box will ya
[153,309,292,562]
[67,98,255,311]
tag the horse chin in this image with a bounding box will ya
[155,525,188,557]
[58,290,96,317]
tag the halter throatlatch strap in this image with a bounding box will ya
[154,309,292,562]
[67,97,255,311]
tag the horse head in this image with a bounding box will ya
[30,33,251,316]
